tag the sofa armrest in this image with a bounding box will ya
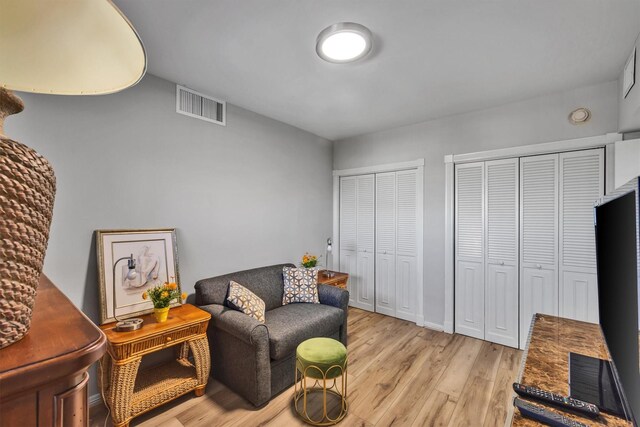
[198,303,269,347]
[318,284,349,346]
[199,303,272,406]
[318,284,349,311]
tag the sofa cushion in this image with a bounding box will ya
[227,281,266,323]
[282,267,320,305]
[195,263,295,311]
[265,303,343,360]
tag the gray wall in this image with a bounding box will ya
[333,80,619,328]
[6,74,333,396]
[619,31,640,133]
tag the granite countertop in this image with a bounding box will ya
[510,314,632,427]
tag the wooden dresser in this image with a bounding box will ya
[509,314,632,427]
[317,270,349,289]
[0,275,107,427]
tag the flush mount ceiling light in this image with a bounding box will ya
[316,22,372,63]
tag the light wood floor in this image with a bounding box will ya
[91,308,522,427]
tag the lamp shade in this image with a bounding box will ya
[0,1,144,349]
[0,0,146,95]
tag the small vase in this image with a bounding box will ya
[154,306,170,323]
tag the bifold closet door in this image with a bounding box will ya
[339,176,358,307]
[559,149,604,323]
[455,162,485,340]
[520,154,559,345]
[375,172,396,317]
[395,170,418,322]
[484,158,519,348]
[355,174,375,312]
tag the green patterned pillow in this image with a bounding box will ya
[282,267,320,305]
[227,281,266,323]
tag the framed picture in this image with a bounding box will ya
[623,47,635,99]
[96,228,181,324]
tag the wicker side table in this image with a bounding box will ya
[99,304,211,427]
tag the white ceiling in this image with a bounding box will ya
[115,0,640,141]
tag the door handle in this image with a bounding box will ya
[536,264,542,269]
[383,250,387,254]
[499,261,504,266]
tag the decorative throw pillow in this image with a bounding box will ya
[226,281,266,323]
[282,267,320,305]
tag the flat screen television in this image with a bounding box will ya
[593,176,640,424]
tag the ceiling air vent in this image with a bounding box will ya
[176,85,226,126]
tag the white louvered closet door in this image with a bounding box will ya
[395,170,418,322]
[485,158,519,348]
[375,172,396,317]
[455,162,485,340]
[355,174,375,312]
[520,154,559,347]
[340,176,358,306]
[559,149,604,323]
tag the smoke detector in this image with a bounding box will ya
[568,108,591,125]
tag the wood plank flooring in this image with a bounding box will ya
[90,308,521,427]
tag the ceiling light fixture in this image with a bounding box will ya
[316,22,372,63]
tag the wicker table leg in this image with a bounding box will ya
[189,337,211,396]
[176,341,189,360]
[98,354,111,399]
[108,356,142,427]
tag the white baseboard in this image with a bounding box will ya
[423,321,444,332]
[89,393,103,408]
[415,314,425,327]
[443,320,454,334]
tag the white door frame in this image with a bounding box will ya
[444,133,620,334]
[333,159,425,327]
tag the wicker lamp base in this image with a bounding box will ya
[0,88,56,349]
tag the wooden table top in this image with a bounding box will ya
[511,314,632,427]
[100,303,210,344]
[0,275,106,397]
[317,270,348,286]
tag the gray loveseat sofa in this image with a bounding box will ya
[194,263,349,407]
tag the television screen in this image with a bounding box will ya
[595,178,640,424]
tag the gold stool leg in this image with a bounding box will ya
[293,357,348,426]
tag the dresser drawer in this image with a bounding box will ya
[332,279,348,289]
[317,271,349,290]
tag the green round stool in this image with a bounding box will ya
[294,337,348,425]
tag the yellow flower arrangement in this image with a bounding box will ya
[143,279,186,308]
[301,252,318,268]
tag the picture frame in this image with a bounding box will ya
[623,47,635,99]
[96,228,181,324]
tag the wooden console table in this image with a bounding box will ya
[509,314,632,427]
[0,275,107,427]
[317,270,349,289]
[99,304,211,427]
